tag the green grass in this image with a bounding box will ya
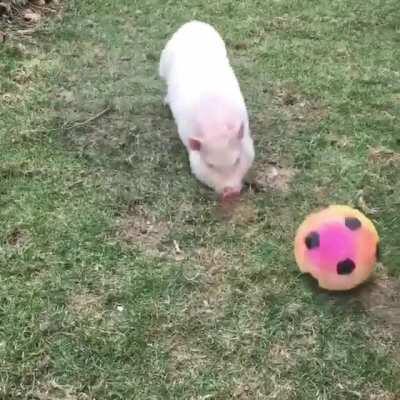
[1,0,399,398]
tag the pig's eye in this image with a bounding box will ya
[206,162,215,169]
[234,157,240,166]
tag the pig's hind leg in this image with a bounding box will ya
[161,92,174,120]
[163,94,170,106]
[159,46,172,108]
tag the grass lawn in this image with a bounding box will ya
[1,0,399,398]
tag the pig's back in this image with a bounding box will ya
[161,21,227,80]
[170,20,227,57]
[163,21,245,116]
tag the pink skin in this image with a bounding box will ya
[309,223,356,272]
[189,132,244,200]
[221,186,241,202]
[187,98,252,200]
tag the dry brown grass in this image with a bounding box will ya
[67,291,104,320]
[6,226,30,248]
[252,163,297,194]
[0,0,61,27]
[272,83,329,130]
[30,380,89,400]
[364,388,398,400]
[116,206,170,257]
[166,335,210,384]
[368,147,400,168]
[184,246,234,324]
[358,272,400,330]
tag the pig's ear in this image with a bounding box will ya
[237,123,244,140]
[189,137,202,151]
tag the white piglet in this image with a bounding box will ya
[159,21,255,201]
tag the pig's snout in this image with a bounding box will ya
[221,187,241,202]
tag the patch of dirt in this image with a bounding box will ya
[230,200,258,226]
[233,41,249,51]
[368,147,400,167]
[30,380,89,400]
[67,292,104,320]
[36,354,51,374]
[232,369,295,400]
[157,250,234,384]
[251,162,297,193]
[2,91,23,105]
[187,246,233,322]
[273,83,329,128]
[217,194,259,226]
[231,368,266,400]
[6,226,30,248]
[116,206,170,257]
[164,245,240,333]
[364,388,397,400]
[326,132,352,148]
[166,336,208,383]
[194,246,230,275]
[355,190,379,216]
[267,343,297,369]
[312,185,334,205]
[0,0,62,35]
[358,273,400,331]
[266,15,304,33]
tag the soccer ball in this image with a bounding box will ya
[294,205,380,291]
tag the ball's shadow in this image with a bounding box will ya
[300,273,380,310]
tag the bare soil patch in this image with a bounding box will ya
[251,162,297,194]
[67,291,104,320]
[369,147,400,168]
[166,336,209,384]
[30,380,89,400]
[116,206,170,257]
[0,0,62,34]
[6,226,30,248]
[364,388,397,400]
[357,271,400,333]
[273,83,329,128]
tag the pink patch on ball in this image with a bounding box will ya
[308,223,356,272]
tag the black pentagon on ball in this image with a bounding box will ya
[345,217,362,231]
[337,258,356,275]
[376,242,381,261]
[305,231,320,250]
